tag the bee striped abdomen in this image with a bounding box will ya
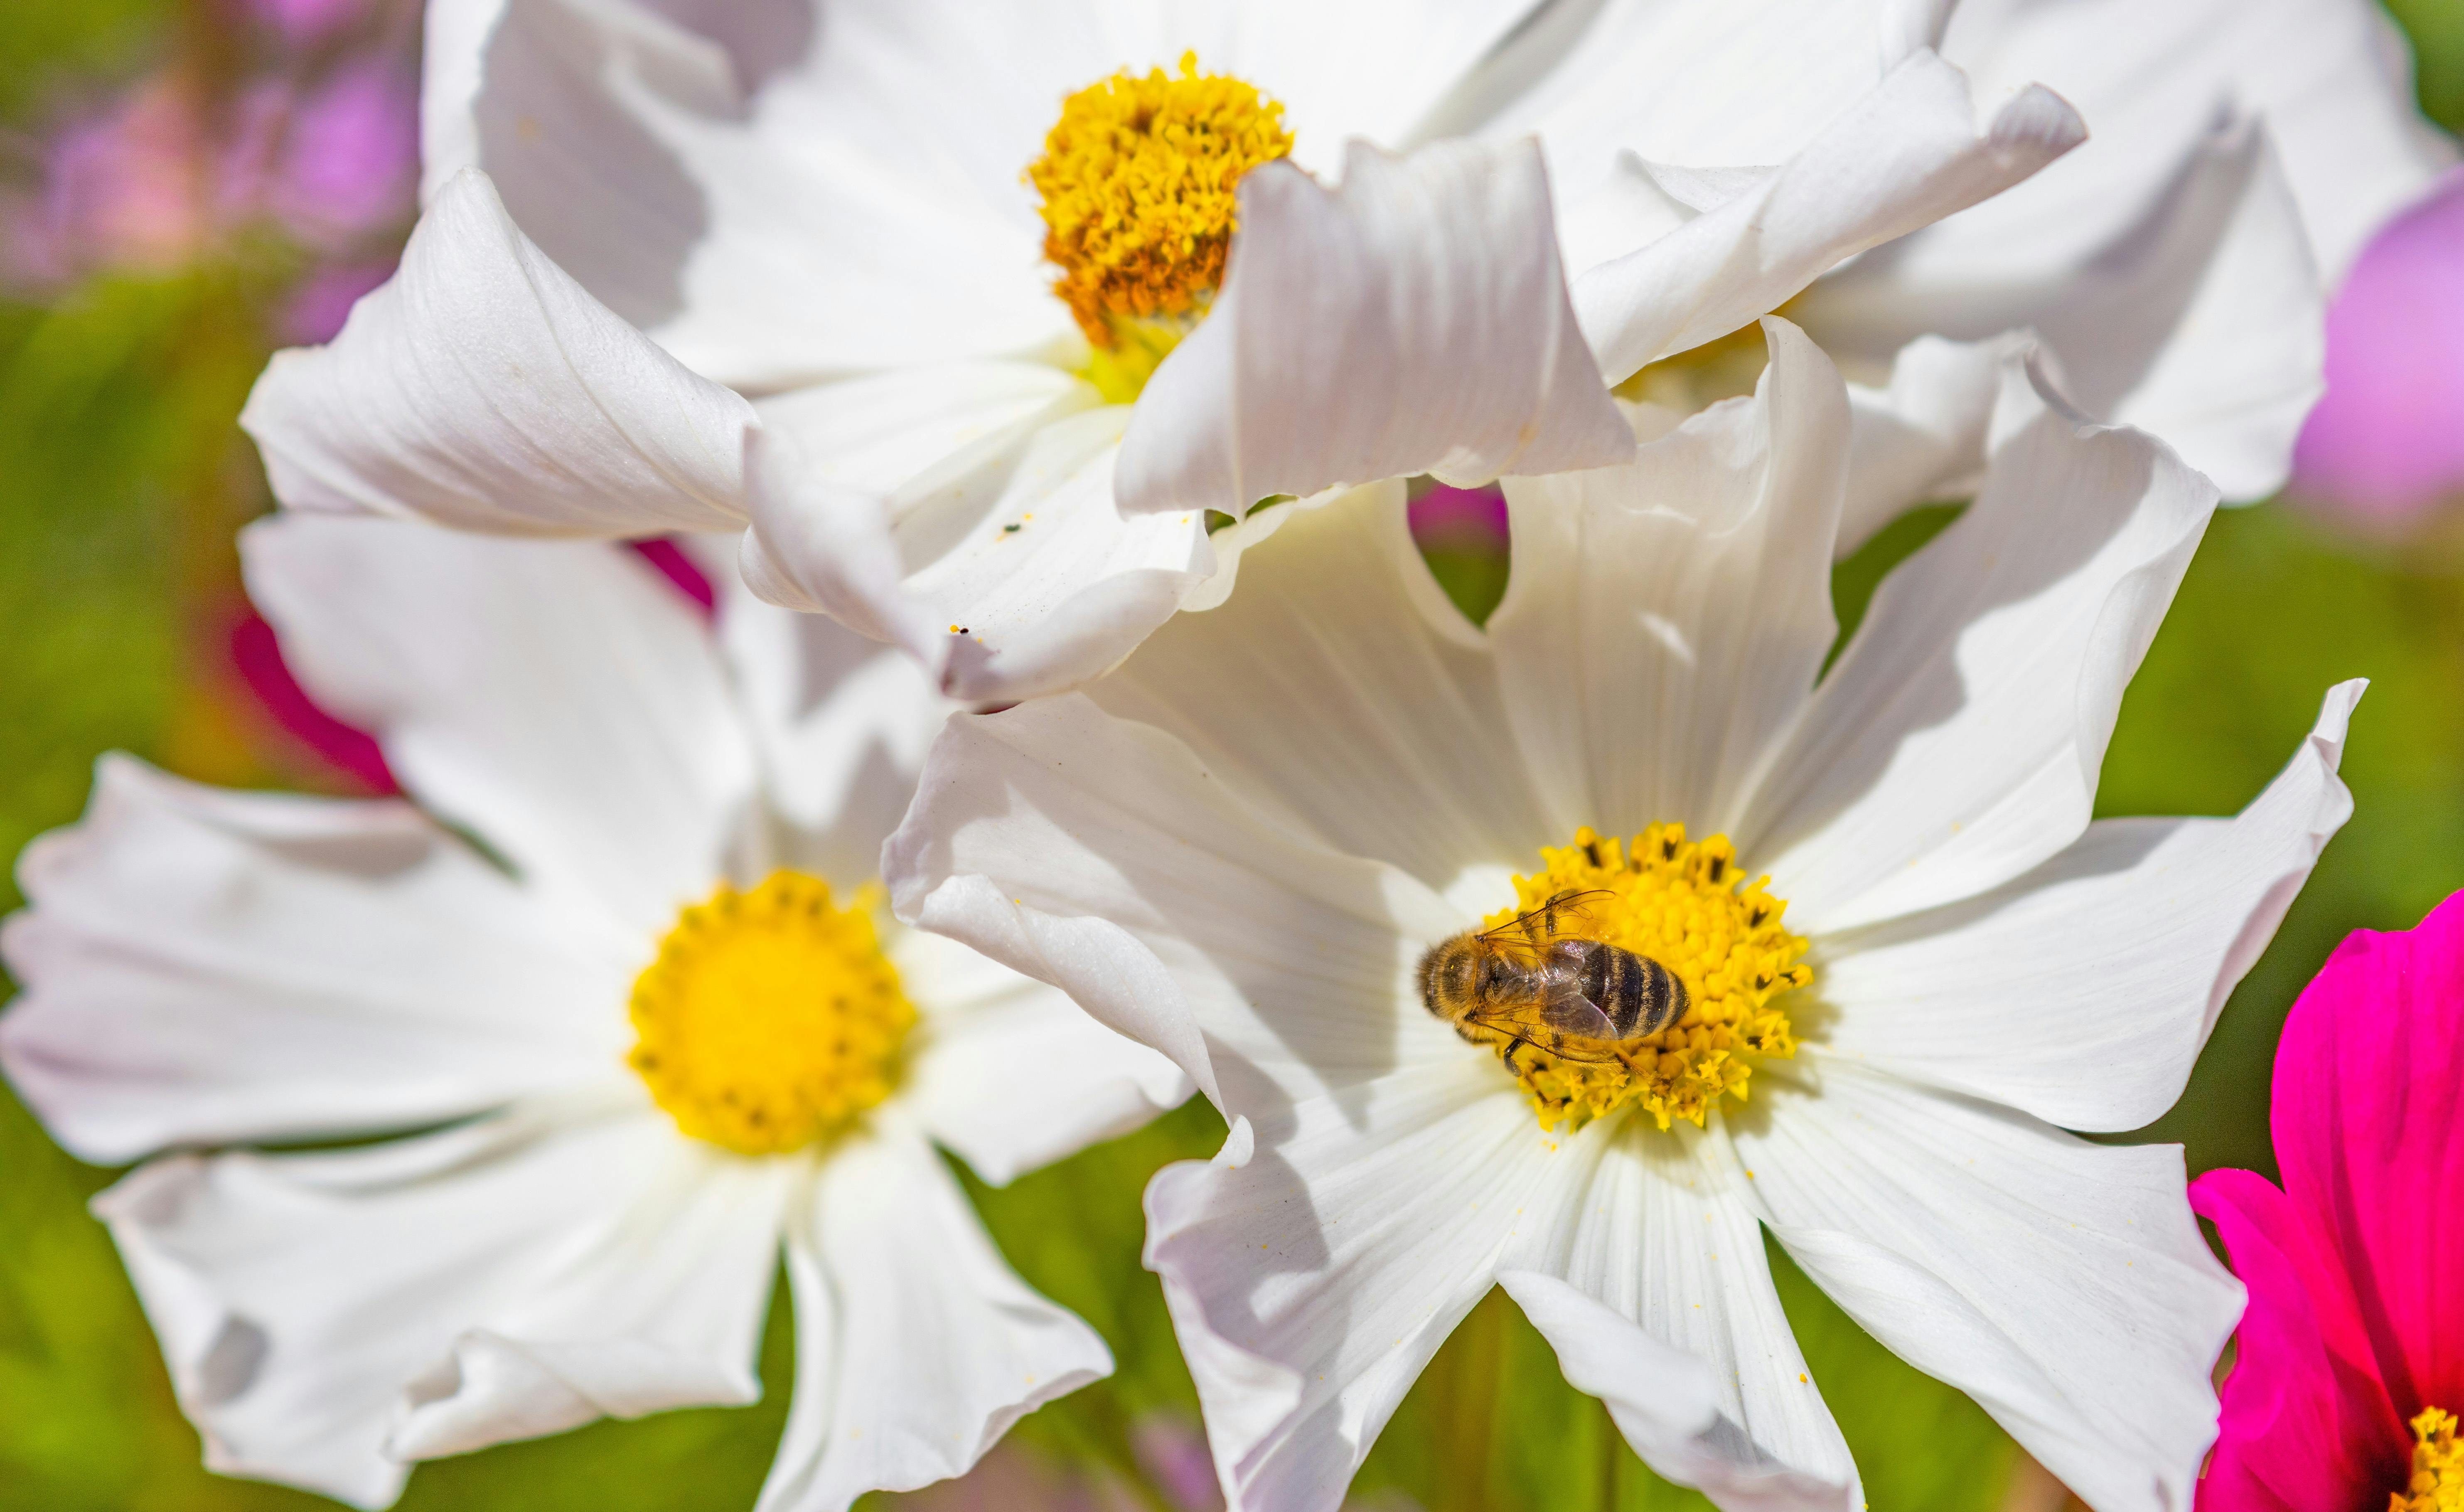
[1579,941,1687,1039]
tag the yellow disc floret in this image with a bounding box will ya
[1028,52,1292,395]
[629,872,914,1156]
[1474,825,1810,1133]
[2396,1408,2464,1512]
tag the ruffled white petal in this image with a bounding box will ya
[1499,1120,1856,1511]
[1490,320,1847,844]
[1143,1067,1555,1512]
[892,924,1191,1187]
[745,409,1215,703]
[1124,140,1636,518]
[1803,117,2326,502]
[242,515,758,939]
[1937,0,2455,286]
[240,169,752,536]
[1837,333,2015,558]
[1090,481,1553,895]
[1119,138,1633,517]
[756,1123,1110,1512]
[1735,1062,2242,1512]
[1816,679,2359,1133]
[1739,356,2218,933]
[1571,51,2083,384]
[0,757,630,1165]
[98,1102,790,1509]
[419,0,746,335]
[886,693,1465,1115]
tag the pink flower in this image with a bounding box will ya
[2192,891,2464,1511]
[2289,172,2464,530]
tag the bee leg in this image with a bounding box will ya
[1501,1035,1535,1077]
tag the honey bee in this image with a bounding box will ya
[1417,890,1689,1072]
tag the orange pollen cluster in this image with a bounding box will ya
[1027,52,1293,358]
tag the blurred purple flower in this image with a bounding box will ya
[2290,170,2464,529]
[266,56,417,248]
[279,257,390,342]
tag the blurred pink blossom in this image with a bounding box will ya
[2289,170,2464,529]
[249,0,375,47]
[5,2,415,300]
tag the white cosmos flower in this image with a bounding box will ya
[883,321,2364,1512]
[0,520,1187,1511]
[237,0,2098,702]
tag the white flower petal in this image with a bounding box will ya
[418,0,741,332]
[1091,480,1553,894]
[1467,0,1897,188]
[887,694,1464,1115]
[1816,680,2360,1133]
[708,566,955,888]
[1118,137,1634,517]
[1499,1276,1851,1512]
[1489,320,1848,842]
[757,1125,1110,1512]
[1740,355,2218,933]
[1500,1119,1856,1512]
[756,364,1102,504]
[1571,51,2083,384]
[1735,1062,2241,1512]
[893,925,1191,1186]
[1224,0,1556,153]
[97,1104,789,1509]
[1837,332,2016,558]
[1804,117,2326,502]
[1144,1068,1553,1512]
[1936,0,2455,287]
[0,758,629,1165]
[240,169,753,537]
[242,515,758,938]
[746,409,1215,703]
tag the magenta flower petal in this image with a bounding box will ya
[2272,890,2464,1418]
[229,610,398,794]
[2193,1167,2404,1510]
[2290,171,2464,524]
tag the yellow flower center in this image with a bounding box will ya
[1027,52,1293,402]
[2397,1408,2464,1512]
[1469,825,1810,1133]
[628,872,915,1156]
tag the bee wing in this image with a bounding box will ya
[1458,996,1627,1064]
[1538,977,1617,1040]
[1476,890,1614,953]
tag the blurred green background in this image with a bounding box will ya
[3,3,2462,1510]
